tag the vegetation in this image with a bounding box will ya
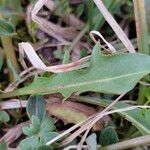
[0,0,150,150]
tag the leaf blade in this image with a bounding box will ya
[0,43,150,98]
[99,126,118,146]
[0,19,16,36]
[0,111,10,122]
[27,96,46,122]
[86,133,97,150]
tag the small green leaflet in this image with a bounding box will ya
[0,19,16,36]
[0,42,150,99]
[0,51,3,71]
[99,126,118,146]
[0,141,7,150]
[86,133,97,150]
[20,116,57,150]
[0,111,10,122]
[27,96,46,123]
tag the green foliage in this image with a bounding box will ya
[22,116,41,136]
[20,116,58,150]
[99,126,118,146]
[0,0,22,25]
[53,49,64,60]
[27,96,46,122]
[93,0,120,30]
[0,0,149,149]
[0,111,10,122]
[80,48,88,58]
[86,133,97,150]
[0,141,7,150]
[0,19,16,36]
[20,136,40,150]
[20,96,58,150]
[38,145,53,150]
[145,88,150,101]
[55,0,72,14]
[1,42,150,99]
[75,97,150,134]
[0,52,3,71]
[7,59,20,81]
[76,4,84,17]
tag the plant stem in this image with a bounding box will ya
[87,0,94,31]
[68,25,89,52]
[1,36,19,81]
[0,14,19,81]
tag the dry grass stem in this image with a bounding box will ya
[18,42,91,73]
[0,99,27,110]
[31,0,71,43]
[62,93,125,145]
[90,30,116,53]
[46,114,97,146]
[93,0,135,53]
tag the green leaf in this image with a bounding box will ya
[20,136,40,150]
[0,51,4,71]
[31,115,41,131]
[0,0,22,26]
[75,96,150,134]
[86,133,97,150]
[40,132,58,143]
[0,19,16,36]
[27,96,46,122]
[53,49,63,60]
[23,116,56,137]
[7,59,20,81]
[80,48,88,58]
[40,117,58,143]
[0,6,12,18]
[38,145,53,150]
[22,126,33,136]
[93,0,120,30]
[22,116,57,149]
[76,4,84,17]
[0,141,7,150]
[0,111,10,122]
[23,116,41,136]
[99,126,118,146]
[1,42,150,99]
[41,117,56,133]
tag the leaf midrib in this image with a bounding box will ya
[51,71,148,90]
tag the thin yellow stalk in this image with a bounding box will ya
[1,36,19,81]
[133,0,150,104]
[0,14,19,81]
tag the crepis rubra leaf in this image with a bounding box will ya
[0,42,150,99]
